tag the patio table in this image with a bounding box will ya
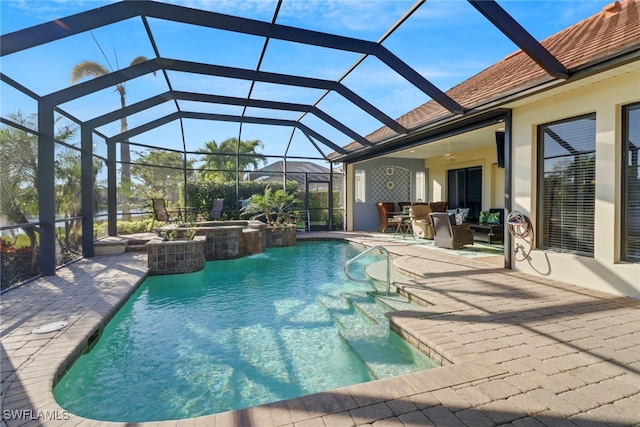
[392,214,414,240]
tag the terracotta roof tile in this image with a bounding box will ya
[354,0,640,150]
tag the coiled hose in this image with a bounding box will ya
[507,210,534,261]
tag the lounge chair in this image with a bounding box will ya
[430,212,474,249]
[150,198,177,231]
[209,198,224,220]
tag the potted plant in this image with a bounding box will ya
[242,187,301,247]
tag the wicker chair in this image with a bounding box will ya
[375,202,396,233]
[410,204,434,239]
[428,201,448,212]
[430,212,474,249]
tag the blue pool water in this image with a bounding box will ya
[54,241,436,422]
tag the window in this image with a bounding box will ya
[537,114,596,256]
[623,103,640,262]
[355,170,366,203]
[415,171,425,202]
[447,166,482,220]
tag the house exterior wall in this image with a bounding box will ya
[347,158,426,231]
[511,69,640,299]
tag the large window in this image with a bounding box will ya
[623,103,640,262]
[537,114,596,256]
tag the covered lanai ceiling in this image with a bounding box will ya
[0,0,610,164]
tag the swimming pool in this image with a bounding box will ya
[54,241,436,422]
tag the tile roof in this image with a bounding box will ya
[342,0,640,153]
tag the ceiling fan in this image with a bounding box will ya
[443,141,456,161]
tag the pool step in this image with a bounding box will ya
[316,293,376,332]
[320,290,434,380]
[339,328,435,379]
[364,260,421,293]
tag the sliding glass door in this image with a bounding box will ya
[448,166,482,220]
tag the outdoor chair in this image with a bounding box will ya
[208,198,224,220]
[410,204,434,239]
[150,198,178,231]
[428,201,448,212]
[376,202,396,233]
[398,201,412,213]
[430,212,474,249]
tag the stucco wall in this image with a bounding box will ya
[511,69,640,299]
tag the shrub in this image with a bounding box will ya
[117,218,153,235]
[1,238,39,290]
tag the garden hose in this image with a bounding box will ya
[507,210,534,261]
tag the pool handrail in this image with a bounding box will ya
[344,245,391,295]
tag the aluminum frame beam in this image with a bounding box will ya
[468,0,569,79]
[1,0,463,114]
[106,111,348,155]
[84,90,372,147]
[43,57,406,136]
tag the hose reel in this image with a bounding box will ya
[507,210,534,261]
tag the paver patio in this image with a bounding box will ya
[1,232,639,426]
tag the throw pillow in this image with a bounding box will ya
[455,212,464,225]
[479,210,490,224]
[487,212,501,224]
[448,213,457,226]
[459,208,470,223]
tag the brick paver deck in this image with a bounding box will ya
[1,232,639,426]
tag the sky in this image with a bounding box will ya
[0,0,612,166]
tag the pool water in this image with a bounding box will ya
[54,241,436,422]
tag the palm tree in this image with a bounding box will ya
[197,137,266,181]
[242,187,300,227]
[70,56,149,220]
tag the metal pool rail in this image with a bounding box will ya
[344,245,391,295]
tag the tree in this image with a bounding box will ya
[197,137,266,181]
[70,55,149,220]
[1,111,78,281]
[130,149,193,206]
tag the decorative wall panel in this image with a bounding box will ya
[370,166,411,202]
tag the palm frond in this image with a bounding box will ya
[129,56,149,66]
[70,61,109,83]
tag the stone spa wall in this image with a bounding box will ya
[146,221,297,275]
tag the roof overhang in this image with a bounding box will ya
[334,44,640,164]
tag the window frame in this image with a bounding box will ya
[622,102,640,262]
[536,113,596,257]
[415,171,425,202]
[354,169,366,203]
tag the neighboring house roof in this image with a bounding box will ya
[248,161,333,185]
[339,0,640,155]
